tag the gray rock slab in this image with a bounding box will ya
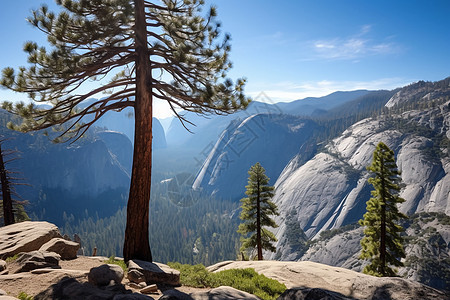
[0,221,62,260]
[207,260,448,300]
[10,251,61,273]
[128,260,180,286]
[140,284,158,294]
[0,260,6,272]
[34,277,118,300]
[160,289,193,300]
[88,264,124,287]
[128,268,146,284]
[30,268,88,276]
[190,286,259,300]
[278,287,356,300]
[39,238,80,260]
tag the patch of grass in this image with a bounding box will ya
[104,255,128,272]
[168,262,286,300]
[5,254,19,263]
[17,292,33,300]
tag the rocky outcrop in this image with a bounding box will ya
[278,287,354,300]
[0,221,62,259]
[300,212,450,291]
[88,264,124,287]
[128,260,180,286]
[34,276,151,300]
[0,260,6,272]
[39,238,80,260]
[9,251,60,273]
[190,286,260,300]
[207,260,448,300]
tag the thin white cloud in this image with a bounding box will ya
[309,25,400,60]
[249,78,411,103]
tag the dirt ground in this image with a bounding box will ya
[0,256,209,299]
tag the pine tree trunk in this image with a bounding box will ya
[123,0,153,262]
[380,202,386,276]
[256,179,263,260]
[0,144,14,226]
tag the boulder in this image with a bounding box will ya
[190,286,259,300]
[88,264,124,287]
[277,287,355,300]
[0,290,6,295]
[159,289,192,300]
[0,260,6,272]
[0,221,62,260]
[128,269,146,284]
[140,284,158,294]
[128,260,180,286]
[9,251,60,273]
[39,238,80,260]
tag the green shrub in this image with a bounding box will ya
[104,256,127,272]
[168,263,286,300]
[5,254,19,263]
[17,292,33,300]
[168,262,214,287]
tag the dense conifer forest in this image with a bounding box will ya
[60,181,241,265]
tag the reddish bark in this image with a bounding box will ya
[123,0,153,262]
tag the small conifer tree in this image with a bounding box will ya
[284,209,308,256]
[238,162,279,260]
[359,142,407,277]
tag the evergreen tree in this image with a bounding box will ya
[284,209,308,256]
[238,162,279,260]
[0,143,14,226]
[1,0,249,261]
[0,139,30,226]
[359,142,407,277]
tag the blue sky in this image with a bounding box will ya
[0,1,449,119]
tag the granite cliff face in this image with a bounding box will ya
[192,114,319,201]
[270,79,450,261]
[0,122,133,224]
[298,213,450,291]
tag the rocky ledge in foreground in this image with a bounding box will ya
[1,221,449,299]
[208,260,449,300]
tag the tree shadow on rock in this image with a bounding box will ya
[277,287,357,300]
[34,276,152,300]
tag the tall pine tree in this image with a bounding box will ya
[359,142,407,277]
[238,162,278,260]
[1,0,249,261]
